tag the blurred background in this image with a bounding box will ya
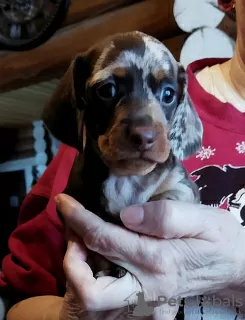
[0,0,237,262]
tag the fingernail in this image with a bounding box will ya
[54,195,60,206]
[55,195,63,211]
[120,206,144,225]
[54,195,64,223]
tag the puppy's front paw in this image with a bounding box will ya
[95,269,112,278]
[95,266,127,279]
[113,266,127,278]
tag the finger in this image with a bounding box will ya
[64,237,94,289]
[56,193,142,261]
[120,200,220,239]
[64,239,141,311]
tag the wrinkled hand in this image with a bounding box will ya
[57,194,245,320]
[60,233,129,320]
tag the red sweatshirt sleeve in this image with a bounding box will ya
[0,144,77,303]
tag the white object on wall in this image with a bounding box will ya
[180,27,235,68]
[174,0,225,33]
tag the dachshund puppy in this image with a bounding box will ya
[42,31,203,279]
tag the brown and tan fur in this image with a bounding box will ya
[42,31,203,279]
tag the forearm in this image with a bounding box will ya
[7,296,63,320]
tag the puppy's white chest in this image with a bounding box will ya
[103,174,155,216]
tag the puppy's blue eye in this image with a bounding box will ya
[160,87,175,104]
[96,82,116,100]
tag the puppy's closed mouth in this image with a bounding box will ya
[99,131,171,160]
[99,145,171,176]
[100,147,169,163]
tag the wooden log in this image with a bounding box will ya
[0,0,180,93]
[64,0,137,26]
[163,33,188,61]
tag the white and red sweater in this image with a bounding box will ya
[184,58,245,225]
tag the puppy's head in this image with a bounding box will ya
[42,31,203,176]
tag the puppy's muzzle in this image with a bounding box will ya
[126,125,157,151]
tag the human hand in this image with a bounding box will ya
[59,233,130,320]
[56,194,245,319]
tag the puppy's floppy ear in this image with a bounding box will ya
[42,54,89,152]
[169,64,203,160]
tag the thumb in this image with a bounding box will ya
[64,236,141,311]
[63,236,95,294]
[120,200,215,239]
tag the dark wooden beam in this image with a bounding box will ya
[64,0,137,26]
[0,0,180,93]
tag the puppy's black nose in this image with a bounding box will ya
[128,126,157,150]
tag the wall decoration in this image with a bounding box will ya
[173,0,237,68]
[0,0,70,51]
